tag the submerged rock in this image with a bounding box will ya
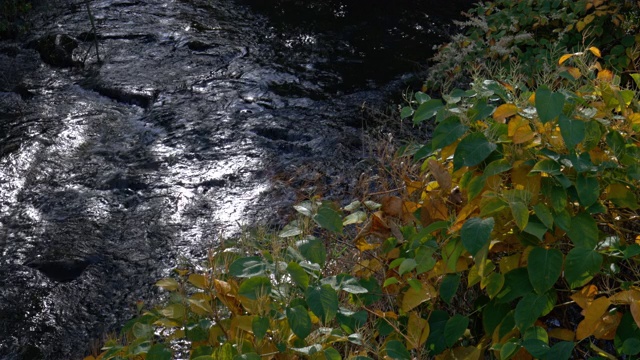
[25,254,104,283]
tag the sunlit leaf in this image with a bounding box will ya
[494,103,519,122]
[453,133,497,170]
[156,278,180,292]
[527,247,563,294]
[559,54,574,65]
[343,211,367,225]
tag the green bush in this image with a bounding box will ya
[427,0,640,90]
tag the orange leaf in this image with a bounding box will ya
[588,46,602,58]
[493,103,519,122]
[548,328,575,341]
[631,301,640,329]
[576,296,611,340]
[508,116,535,144]
[571,285,599,309]
[559,53,574,65]
[405,177,423,195]
[610,289,640,305]
[592,311,622,340]
[597,69,614,82]
[382,196,404,218]
[449,203,479,233]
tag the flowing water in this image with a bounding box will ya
[0,0,470,358]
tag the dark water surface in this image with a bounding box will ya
[0,0,470,358]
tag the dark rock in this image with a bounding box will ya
[31,33,79,67]
[25,254,104,283]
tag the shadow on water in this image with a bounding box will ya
[0,0,473,358]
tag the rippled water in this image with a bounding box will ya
[0,0,470,358]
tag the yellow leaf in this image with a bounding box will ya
[405,177,423,195]
[528,93,536,105]
[154,317,180,328]
[160,303,186,320]
[588,46,602,58]
[610,289,640,305]
[576,20,586,32]
[572,285,599,309]
[592,311,622,340]
[429,159,452,192]
[156,278,180,291]
[576,296,610,340]
[449,203,479,234]
[508,116,535,144]
[499,253,522,274]
[406,311,430,350]
[597,69,614,82]
[559,53,574,65]
[628,113,640,125]
[84,356,97,360]
[548,328,575,341]
[493,103,519,122]
[231,315,255,334]
[583,14,596,25]
[355,237,380,252]
[401,282,435,312]
[567,67,582,79]
[188,273,209,289]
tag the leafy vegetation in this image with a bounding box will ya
[427,0,640,90]
[88,1,640,359]
[0,0,32,39]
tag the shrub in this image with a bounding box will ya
[426,0,640,90]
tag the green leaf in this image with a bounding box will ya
[535,87,565,123]
[453,133,497,170]
[564,248,603,289]
[510,201,529,231]
[542,341,573,360]
[606,130,626,159]
[415,92,431,103]
[147,344,172,360]
[426,310,449,355]
[527,247,563,294]
[523,339,550,358]
[413,99,444,124]
[469,98,495,121]
[558,115,585,149]
[252,316,269,342]
[287,262,310,289]
[305,284,338,324]
[485,272,505,299]
[398,258,417,275]
[279,221,302,238]
[297,236,327,267]
[439,274,461,305]
[622,338,640,356]
[400,106,414,119]
[431,116,468,150]
[234,354,261,360]
[484,159,512,177]
[497,268,534,303]
[567,212,598,249]
[530,159,562,175]
[313,204,343,234]
[483,301,511,334]
[238,276,272,300]
[321,347,341,360]
[343,211,367,225]
[533,203,553,229]
[444,314,469,347]
[385,340,412,360]
[415,246,437,274]
[229,257,267,278]
[461,217,495,256]
[500,339,521,360]
[287,305,312,339]
[515,293,548,331]
[576,174,599,207]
